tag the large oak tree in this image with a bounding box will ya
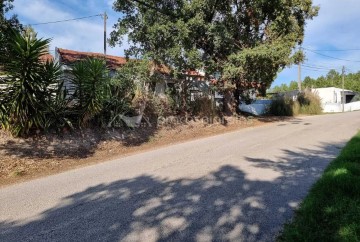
[110,0,319,115]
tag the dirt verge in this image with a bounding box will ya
[0,116,288,187]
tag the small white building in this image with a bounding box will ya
[312,87,360,113]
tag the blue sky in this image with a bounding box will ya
[8,0,360,87]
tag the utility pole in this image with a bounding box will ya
[342,66,345,112]
[298,46,302,92]
[102,11,108,56]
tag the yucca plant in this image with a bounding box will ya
[70,58,110,127]
[44,81,74,132]
[0,29,61,136]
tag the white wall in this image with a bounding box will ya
[312,87,359,113]
[323,101,360,113]
[312,87,342,104]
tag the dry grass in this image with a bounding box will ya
[0,116,287,187]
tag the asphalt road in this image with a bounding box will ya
[0,112,359,242]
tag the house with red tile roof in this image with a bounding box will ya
[55,48,176,97]
[55,48,171,75]
[55,48,127,71]
[54,48,219,101]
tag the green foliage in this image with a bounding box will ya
[269,96,295,116]
[269,90,322,116]
[303,70,360,93]
[145,94,175,121]
[271,81,299,93]
[70,58,111,127]
[0,30,61,136]
[105,59,157,127]
[297,90,322,115]
[110,0,318,87]
[114,59,151,105]
[190,96,216,117]
[0,0,22,67]
[279,132,360,241]
[44,81,74,132]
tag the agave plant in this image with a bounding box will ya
[44,81,74,132]
[0,29,61,136]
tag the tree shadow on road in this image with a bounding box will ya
[0,141,345,242]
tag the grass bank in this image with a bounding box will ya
[279,131,360,241]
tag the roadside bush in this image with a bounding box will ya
[269,96,294,116]
[269,90,322,116]
[297,90,322,115]
[145,94,175,122]
[190,96,216,117]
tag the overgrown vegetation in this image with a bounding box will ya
[0,28,226,137]
[110,0,319,115]
[278,131,360,241]
[0,0,323,136]
[190,96,216,118]
[296,91,322,115]
[269,90,322,116]
[269,97,295,116]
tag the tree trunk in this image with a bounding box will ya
[234,86,241,114]
[180,78,188,116]
[223,89,234,116]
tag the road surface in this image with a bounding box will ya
[0,112,359,242]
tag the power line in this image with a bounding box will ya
[302,66,329,73]
[29,14,102,26]
[301,67,330,73]
[302,64,332,70]
[306,60,347,68]
[303,47,360,63]
[303,62,340,69]
[304,48,360,52]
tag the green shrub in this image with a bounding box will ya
[0,30,62,136]
[145,94,175,121]
[44,81,74,132]
[297,90,322,115]
[70,58,111,127]
[269,90,322,116]
[269,96,294,116]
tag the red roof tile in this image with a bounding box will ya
[39,53,54,63]
[56,48,171,75]
[57,48,127,70]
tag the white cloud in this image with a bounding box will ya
[14,0,71,23]
[274,0,360,86]
[11,0,126,56]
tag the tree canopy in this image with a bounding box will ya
[110,0,319,87]
[0,0,22,69]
